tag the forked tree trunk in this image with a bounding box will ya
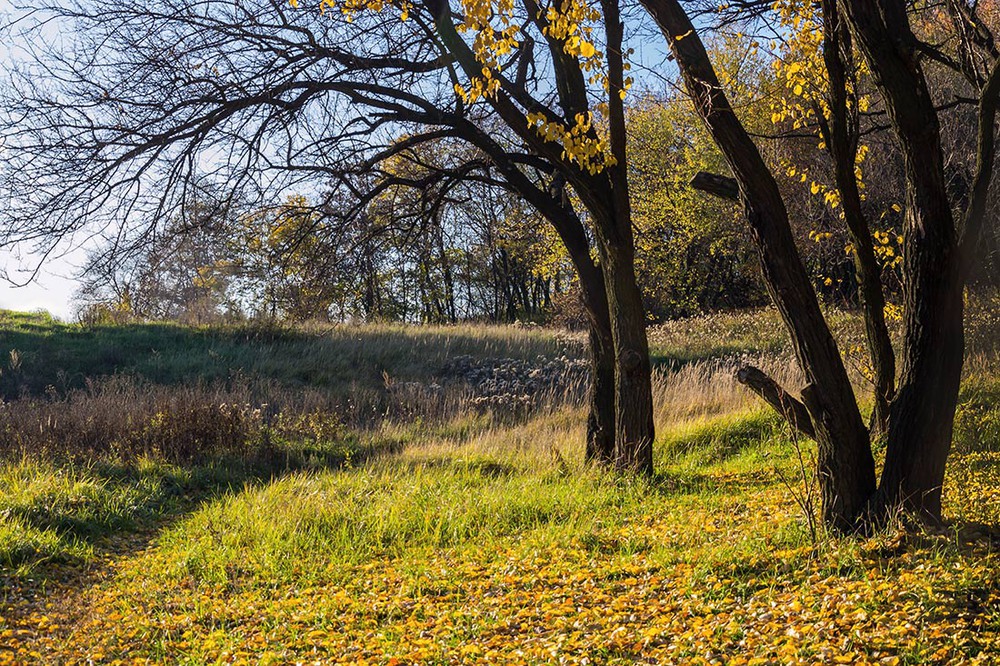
[576,197,654,473]
[840,0,967,524]
[648,0,994,529]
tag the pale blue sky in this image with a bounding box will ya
[0,1,81,318]
[0,248,87,320]
[0,0,682,321]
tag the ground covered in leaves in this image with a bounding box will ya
[2,443,998,665]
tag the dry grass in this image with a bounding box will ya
[651,355,801,424]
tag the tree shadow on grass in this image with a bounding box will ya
[0,435,405,577]
[0,312,574,401]
[647,468,778,497]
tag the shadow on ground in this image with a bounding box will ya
[0,311,574,401]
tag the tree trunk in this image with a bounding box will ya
[875,277,963,522]
[841,0,965,524]
[645,0,876,528]
[820,0,895,435]
[578,264,616,465]
[597,0,655,475]
[595,215,655,475]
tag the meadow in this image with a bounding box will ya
[0,304,999,664]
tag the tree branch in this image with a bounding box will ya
[736,365,816,440]
[689,171,739,201]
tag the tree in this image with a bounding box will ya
[413,0,655,470]
[0,0,632,467]
[76,187,241,324]
[641,0,1000,529]
[235,195,344,321]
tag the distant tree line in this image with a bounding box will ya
[77,66,1000,327]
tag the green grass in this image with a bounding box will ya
[0,434,397,574]
[657,409,785,467]
[0,310,576,400]
[2,307,1000,663]
[158,458,651,586]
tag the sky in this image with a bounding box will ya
[0,0,683,321]
[0,1,84,319]
[0,248,87,320]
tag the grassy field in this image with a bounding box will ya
[0,307,999,664]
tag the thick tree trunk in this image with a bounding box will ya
[840,0,966,524]
[645,0,876,529]
[597,0,655,475]
[594,218,655,475]
[875,276,963,522]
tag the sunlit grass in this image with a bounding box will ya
[2,307,1000,663]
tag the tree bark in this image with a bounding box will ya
[840,0,965,523]
[644,0,876,529]
[736,365,815,440]
[597,228,654,474]
[580,266,617,465]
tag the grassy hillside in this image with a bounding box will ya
[1,309,998,664]
[0,310,577,398]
